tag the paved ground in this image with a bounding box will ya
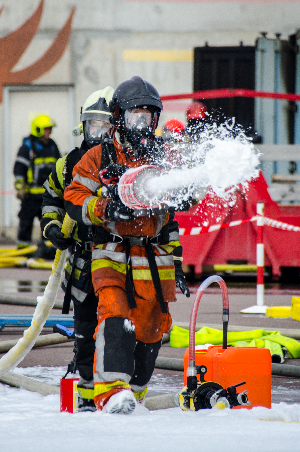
[0,267,300,402]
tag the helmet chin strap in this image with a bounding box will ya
[86,140,101,149]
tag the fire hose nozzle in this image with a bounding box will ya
[179,379,251,411]
[118,165,169,210]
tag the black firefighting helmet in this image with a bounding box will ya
[110,76,163,155]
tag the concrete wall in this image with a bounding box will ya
[0,0,300,236]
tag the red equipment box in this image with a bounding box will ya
[60,377,80,413]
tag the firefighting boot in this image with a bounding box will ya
[94,380,136,414]
[77,379,96,412]
[105,390,136,414]
[133,387,148,405]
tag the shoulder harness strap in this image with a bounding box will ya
[100,138,117,169]
[27,137,37,186]
[63,148,82,188]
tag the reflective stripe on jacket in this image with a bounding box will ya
[91,241,176,303]
[41,146,92,304]
[61,248,92,303]
[64,136,177,304]
[13,135,60,195]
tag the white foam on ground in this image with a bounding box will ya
[1,367,300,452]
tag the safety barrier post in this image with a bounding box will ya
[240,202,267,314]
[256,202,265,307]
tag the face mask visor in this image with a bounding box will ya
[124,108,154,133]
[85,119,112,141]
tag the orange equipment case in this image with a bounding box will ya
[184,345,272,409]
[183,275,272,410]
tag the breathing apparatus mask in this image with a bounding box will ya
[124,108,153,131]
[110,77,163,160]
[78,86,114,148]
[83,117,112,147]
[120,106,159,159]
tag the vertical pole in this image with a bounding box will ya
[256,202,264,307]
[294,30,300,145]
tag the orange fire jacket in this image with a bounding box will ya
[64,136,178,326]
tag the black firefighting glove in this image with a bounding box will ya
[105,198,135,222]
[15,187,27,200]
[45,224,73,251]
[174,259,190,297]
[99,164,128,186]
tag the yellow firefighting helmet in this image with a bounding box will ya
[79,86,114,146]
[30,114,56,138]
[80,86,114,122]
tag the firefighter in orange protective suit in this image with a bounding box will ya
[64,76,190,414]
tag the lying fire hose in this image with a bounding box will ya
[0,214,75,377]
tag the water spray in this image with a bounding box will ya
[118,138,260,210]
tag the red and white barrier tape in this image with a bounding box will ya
[263,217,300,232]
[179,216,257,235]
[179,215,300,235]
